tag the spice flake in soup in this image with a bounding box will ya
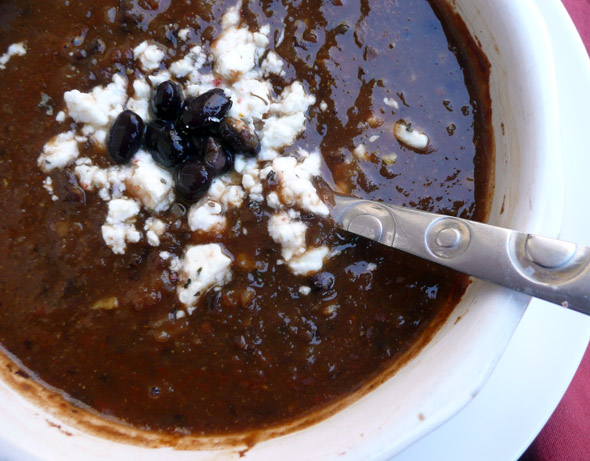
[0,0,492,435]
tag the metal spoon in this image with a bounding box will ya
[329,194,590,315]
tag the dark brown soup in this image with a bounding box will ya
[0,0,491,436]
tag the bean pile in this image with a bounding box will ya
[106,81,261,202]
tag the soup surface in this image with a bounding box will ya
[0,0,491,435]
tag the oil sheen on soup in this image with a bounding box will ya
[0,0,492,434]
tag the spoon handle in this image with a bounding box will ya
[331,195,590,315]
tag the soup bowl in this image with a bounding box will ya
[0,0,563,458]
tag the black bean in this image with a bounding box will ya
[219,117,260,157]
[203,137,229,176]
[175,160,212,203]
[309,272,335,291]
[144,120,188,167]
[222,150,235,174]
[143,119,168,153]
[186,133,207,159]
[152,80,183,121]
[107,110,144,164]
[177,88,232,132]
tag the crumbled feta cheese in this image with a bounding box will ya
[170,46,207,79]
[0,42,26,70]
[212,16,269,81]
[64,74,128,130]
[148,70,172,87]
[101,198,141,254]
[188,200,226,233]
[227,78,272,125]
[258,82,315,160]
[42,177,59,201]
[266,191,281,209]
[384,97,399,109]
[144,217,167,246]
[270,81,315,116]
[177,28,191,41]
[288,247,330,276]
[393,120,429,151]
[261,51,285,77]
[237,157,263,201]
[299,286,311,296]
[55,111,66,123]
[133,41,166,72]
[38,131,79,172]
[74,157,131,200]
[320,101,328,111]
[268,150,329,216]
[268,211,308,261]
[127,78,152,120]
[207,177,245,208]
[176,244,232,308]
[126,151,175,212]
[221,1,242,28]
[353,144,369,161]
[381,153,398,165]
[259,114,306,160]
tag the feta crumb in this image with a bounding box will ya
[42,177,59,201]
[127,78,152,120]
[212,15,269,81]
[269,211,329,275]
[299,286,311,296]
[38,131,79,172]
[288,247,330,276]
[384,97,399,109]
[259,81,315,159]
[177,28,191,41]
[101,198,141,254]
[261,51,285,77]
[126,151,175,212]
[227,78,272,125]
[64,74,128,130]
[268,150,329,216]
[148,70,172,87]
[74,157,131,200]
[266,191,281,209]
[268,211,308,261]
[176,244,232,308]
[144,217,167,246]
[133,41,166,72]
[0,42,26,70]
[353,144,369,161]
[188,200,226,233]
[170,46,208,79]
[221,0,242,27]
[270,81,315,116]
[381,153,398,165]
[55,111,66,123]
[393,120,429,151]
[320,101,328,111]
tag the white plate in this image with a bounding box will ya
[0,2,587,460]
[394,1,590,459]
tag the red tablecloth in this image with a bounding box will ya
[522,2,590,460]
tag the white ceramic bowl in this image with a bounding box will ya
[0,0,563,459]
